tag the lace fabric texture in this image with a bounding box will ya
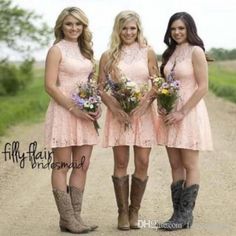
[157,44,213,150]
[44,40,99,148]
[102,43,158,147]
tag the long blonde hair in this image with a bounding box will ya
[106,10,147,73]
[54,7,94,61]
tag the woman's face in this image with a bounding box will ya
[62,15,83,42]
[120,20,138,45]
[170,19,187,45]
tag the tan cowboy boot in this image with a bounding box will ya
[69,186,98,231]
[129,175,148,229]
[112,175,130,230]
[52,188,90,233]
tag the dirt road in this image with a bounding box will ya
[0,92,236,236]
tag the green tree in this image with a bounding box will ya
[0,0,51,55]
[208,48,236,61]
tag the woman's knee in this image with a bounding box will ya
[52,167,69,176]
[114,160,128,171]
[135,156,149,171]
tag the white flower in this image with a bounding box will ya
[126,81,136,89]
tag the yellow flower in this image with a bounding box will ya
[161,88,169,95]
[79,92,86,98]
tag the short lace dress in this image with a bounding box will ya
[102,42,158,148]
[157,44,213,150]
[44,40,99,148]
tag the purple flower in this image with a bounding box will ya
[162,82,169,89]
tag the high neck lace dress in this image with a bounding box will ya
[157,43,213,150]
[44,39,99,148]
[102,42,158,147]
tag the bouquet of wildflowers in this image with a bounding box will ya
[106,72,148,114]
[152,70,180,114]
[72,73,101,135]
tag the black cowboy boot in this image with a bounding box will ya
[161,184,199,231]
[159,180,184,229]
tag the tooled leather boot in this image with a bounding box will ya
[52,188,90,233]
[129,175,148,229]
[161,184,199,231]
[159,180,184,229]
[112,175,130,230]
[69,186,98,231]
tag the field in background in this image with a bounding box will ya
[0,60,235,137]
[0,67,49,137]
[208,60,236,103]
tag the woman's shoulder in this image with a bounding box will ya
[191,45,207,63]
[46,44,62,59]
[100,50,110,62]
[191,45,205,55]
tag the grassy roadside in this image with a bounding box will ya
[0,67,49,137]
[0,61,235,138]
[208,61,236,103]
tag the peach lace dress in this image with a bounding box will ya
[44,39,99,148]
[102,42,158,148]
[157,44,213,150]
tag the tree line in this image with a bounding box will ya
[0,0,51,95]
[0,0,235,96]
[207,48,236,61]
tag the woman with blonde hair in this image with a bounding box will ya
[98,10,159,230]
[44,7,100,233]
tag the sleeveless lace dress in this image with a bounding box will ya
[44,39,99,148]
[102,42,158,147]
[157,44,213,150]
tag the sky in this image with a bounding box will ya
[9,0,236,60]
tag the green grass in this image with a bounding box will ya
[0,61,235,137]
[209,61,236,103]
[0,67,49,136]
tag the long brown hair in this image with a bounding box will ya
[161,12,211,77]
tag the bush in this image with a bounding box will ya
[0,60,20,95]
[0,58,34,95]
[18,58,35,88]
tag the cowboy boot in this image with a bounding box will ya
[162,184,200,231]
[69,186,98,231]
[52,188,90,234]
[129,175,148,229]
[112,175,130,230]
[159,180,184,229]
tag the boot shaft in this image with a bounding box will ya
[69,186,84,214]
[178,184,200,221]
[130,175,148,211]
[171,180,184,211]
[112,175,129,213]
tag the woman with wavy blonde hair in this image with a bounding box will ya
[98,10,159,230]
[44,7,100,233]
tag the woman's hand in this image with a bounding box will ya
[157,107,167,116]
[71,107,95,121]
[89,106,102,120]
[163,111,185,125]
[131,99,149,117]
[110,106,131,126]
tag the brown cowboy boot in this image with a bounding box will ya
[69,186,98,231]
[52,188,90,233]
[129,175,148,229]
[112,175,130,230]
